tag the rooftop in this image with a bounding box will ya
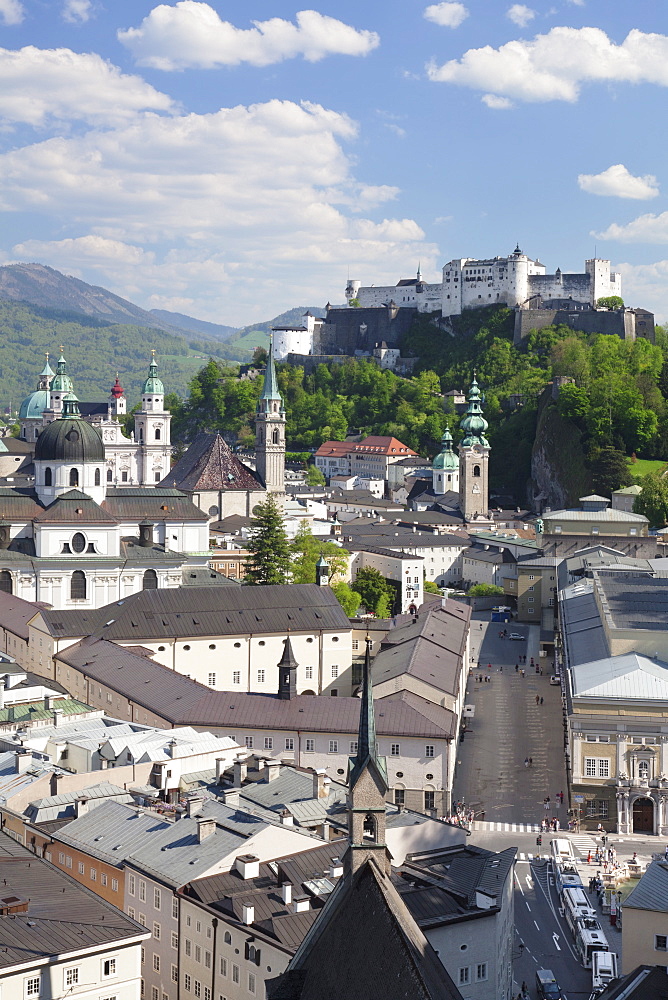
[624,859,668,913]
[159,432,262,493]
[596,573,668,632]
[571,652,668,702]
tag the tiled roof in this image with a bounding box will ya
[33,491,118,524]
[159,432,262,493]
[0,489,45,520]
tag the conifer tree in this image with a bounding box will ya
[245,494,291,585]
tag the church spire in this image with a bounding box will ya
[459,374,489,448]
[277,633,298,700]
[349,638,387,792]
[259,335,282,404]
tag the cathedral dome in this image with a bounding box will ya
[432,427,458,470]
[34,398,104,463]
[19,389,50,420]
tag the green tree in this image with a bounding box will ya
[597,296,624,310]
[245,494,291,585]
[424,579,442,595]
[352,567,394,616]
[633,474,668,528]
[290,523,347,584]
[588,446,633,497]
[331,581,362,617]
[556,383,589,424]
[305,464,326,487]
[466,584,504,597]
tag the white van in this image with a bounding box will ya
[592,950,618,991]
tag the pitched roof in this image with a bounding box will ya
[0,488,45,520]
[595,966,668,999]
[0,590,49,639]
[159,432,262,492]
[33,491,118,524]
[38,584,351,641]
[624,859,668,912]
[104,488,209,523]
[572,652,668,701]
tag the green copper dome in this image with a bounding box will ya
[459,377,490,448]
[432,427,458,470]
[19,390,50,420]
[34,397,104,463]
[142,354,164,395]
[50,350,74,394]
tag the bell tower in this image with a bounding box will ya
[345,638,391,876]
[255,337,285,493]
[458,376,490,521]
[134,353,171,485]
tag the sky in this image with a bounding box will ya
[1,0,668,326]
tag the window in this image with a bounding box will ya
[25,978,40,997]
[475,963,488,982]
[153,922,161,940]
[69,468,79,487]
[65,969,79,987]
[329,740,338,753]
[257,669,265,684]
[112,878,118,892]
[121,471,128,483]
[205,990,211,1000]
[128,907,135,920]
[459,968,470,985]
[101,873,108,887]
[264,737,273,750]
[331,665,338,678]
[152,988,158,1000]
[232,966,239,985]
[285,738,294,751]
[528,585,534,592]
[184,975,191,993]
[205,952,211,969]
[208,673,216,686]
[639,760,650,780]
[424,791,435,810]
[194,946,201,964]
[143,569,158,591]
[155,428,161,441]
[245,736,254,749]
[305,665,313,680]
[139,880,146,902]
[44,467,52,487]
[0,570,12,595]
[107,468,113,482]
[102,959,117,978]
[154,887,161,910]
[78,861,85,874]
[220,958,228,977]
[70,570,86,601]
[129,874,135,896]
[90,868,97,881]
[171,966,178,984]
[656,935,668,951]
[185,940,192,957]
[391,744,400,756]
[172,897,178,919]
[171,931,178,949]
[153,954,160,972]
[352,640,359,651]
[306,739,315,752]
[138,914,146,927]
[425,745,434,758]
[248,974,256,995]
[350,741,358,754]
[394,788,405,806]
[585,757,610,778]
[94,468,101,486]
[232,671,240,685]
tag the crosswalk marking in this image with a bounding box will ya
[569,834,598,855]
[471,820,542,833]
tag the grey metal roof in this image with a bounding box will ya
[0,830,146,968]
[596,573,668,631]
[624,859,668,912]
[572,653,668,702]
[39,584,351,640]
[25,783,133,823]
[559,581,609,668]
[544,507,647,523]
[49,800,171,865]
[0,590,48,639]
[104,489,209,522]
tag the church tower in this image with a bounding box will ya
[109,374,126,417]
[48,348,74,418]
[255,338,285,493]
[432,426,459,496]
[345,638,391,876]
[458,376,490,521]
[134,353,171,485]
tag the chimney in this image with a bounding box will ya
[279,809,294,826]
[44,693,54,712]
[166,738,178,758]
[329,857,344,878]
[233,756,247,788]
[235,855,260,880]
[197,817,216,843]
[186,796,204,818]
[312,768,330,800]
[241,902,255,925]
[75,797,89,818]
[50,772,64,795]
[52,708,64,728]
[292,895,309,913]
[281,883,292,906]
[265,760,280,783]
[215,758,228,784]
[14,750,32,774]
[223,789,240,809]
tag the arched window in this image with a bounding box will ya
[0,571,12,595]
[272,428,279,444]
[94,468,101,486]
[224,933,231,945]
[69,468,79,487]
[143,569,158,591]
[139,428,144,442]
[155,427,161,441]
[363,814,376,841]
[638,760,650,780]
[44,467,52,486]
[473,464,481,477]
[70,570,86,601]
[71,533,86,554]
[106,468,113,482]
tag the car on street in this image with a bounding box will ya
[536,969,562,999]
[550,675,561,685]
[508,632,524,640]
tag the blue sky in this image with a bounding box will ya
[1,0,667,325]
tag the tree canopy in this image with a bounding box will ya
[244,494,291,585]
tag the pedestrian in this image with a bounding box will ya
[524,757,529,768]
[540,696,544,705]
[529,757,533,767]
[587,851,591,864]
[479,622,483,630]
[521,669,525,677]
[515,663,519,672]
[536,694,540,705]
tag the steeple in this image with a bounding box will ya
[316,553,329,587]
[50,347,74,394]
[346,638,390,875]
[277,633,298,700]
[432,425,459,495]
[458,375,490,521]
[459,375,489,448]
[142,351,164,395]
[259,336,282,405]
[255,336,285,492]
[416,261,422,283]
[38,353,54,391]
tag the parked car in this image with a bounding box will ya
[508,632,524,640]
[549,675,561,685]
[536,969,562,1000]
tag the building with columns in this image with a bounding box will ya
[19,350,172,487]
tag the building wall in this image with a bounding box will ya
[622,905,668,975]
[125,869,180,1000]
[349,549,423,613]
[0,938,144,1000]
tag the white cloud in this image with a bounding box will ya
[507,5,535,28]
[482,93,513,109]
[423,2,468,28]
[118,2,379,70]
[578,164,659,200]
[427,26,668,103]
[0,0,24,25]
[0,47,172,126]
[62,0,93,23]
[593,213,668,243]
[0,97,436,324]
[611,260,668,320]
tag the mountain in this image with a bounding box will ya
[149,309,239,342]
[0,262,192,334]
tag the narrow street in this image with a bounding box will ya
[453,613,568,827]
